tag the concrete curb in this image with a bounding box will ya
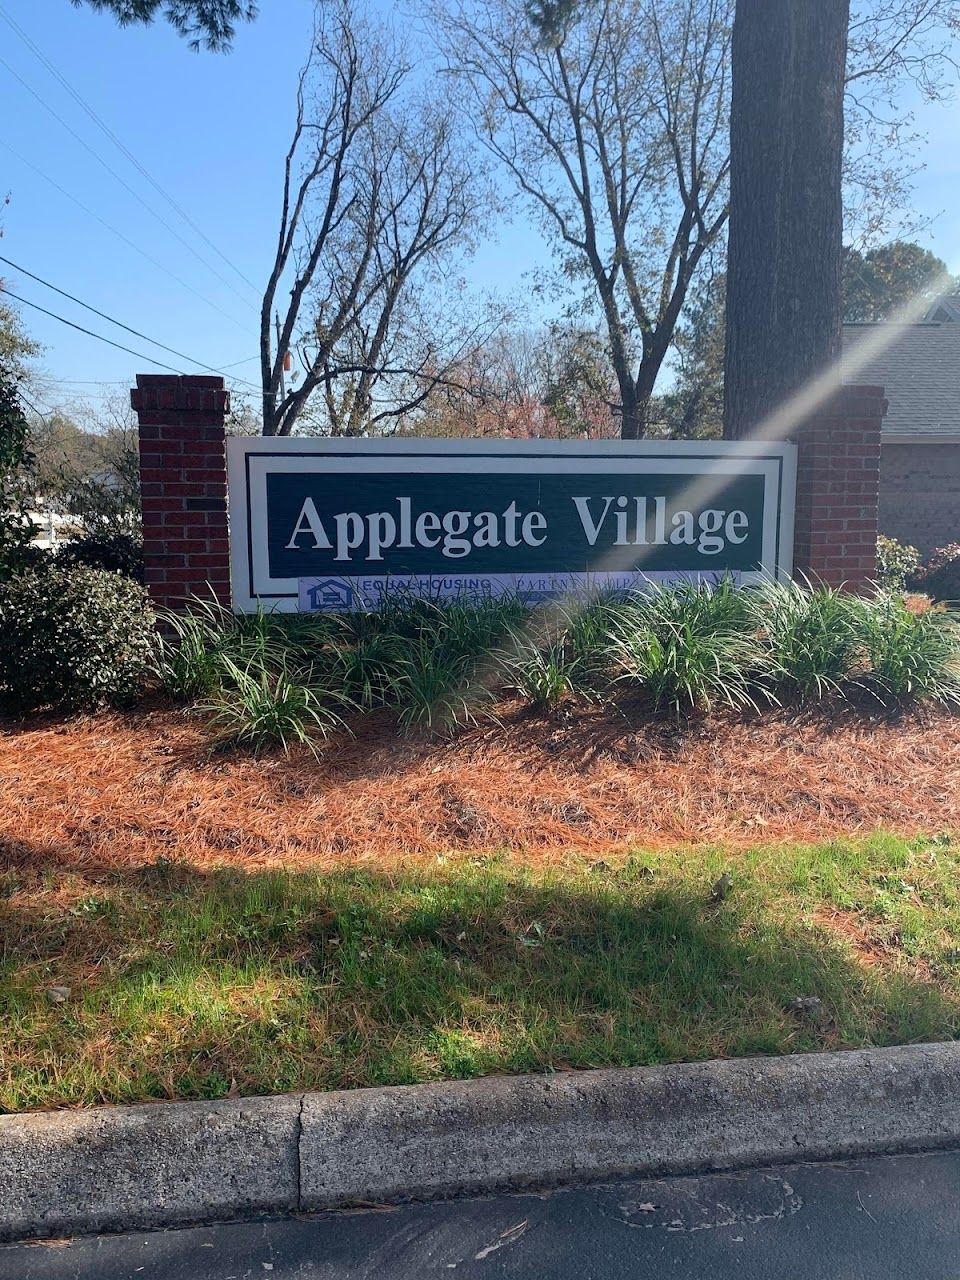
[3,1042,960,1242]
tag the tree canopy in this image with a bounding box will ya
[70,0,257,50]
[842,240,956,321]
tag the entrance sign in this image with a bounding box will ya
[227,439,796,612]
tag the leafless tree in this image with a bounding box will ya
[260,0,488,437]
[436,0,960,439]
[436,0,732,439]
[845,0,960,244]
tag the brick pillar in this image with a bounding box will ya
[131,374,231,612]
[792,384,885,590]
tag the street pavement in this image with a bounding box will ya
[4,1148,960,1279]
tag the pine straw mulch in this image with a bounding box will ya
[1,699,959,872]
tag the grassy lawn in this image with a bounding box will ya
[3,830,960,1112]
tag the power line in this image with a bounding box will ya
[4,286,260,397]
[0,3,261,299]
[38,378,129,386]
[0,252,259,388]
[0,138,252,335]
[0,54,258,312]
[1,288,186,374]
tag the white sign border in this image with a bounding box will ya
[227,438,797,613]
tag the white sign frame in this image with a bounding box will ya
[227,438,797,613]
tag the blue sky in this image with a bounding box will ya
[0,0,959,421]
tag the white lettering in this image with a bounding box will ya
[572,496,615,546]
[726,510,749,544]
[441,510,472,558]
[503,501,522,547]
[670,511,695,545]
[366,512,397,561]
[473,511,500,548]
[334,512,365,561]
[522,511,548,547]
[415,511,442,547]
[397,496,414,548]
[285,497,333,551]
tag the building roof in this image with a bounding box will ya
[841,321,960,440]
[926,296,960,323]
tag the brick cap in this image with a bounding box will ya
[131,374,230,418]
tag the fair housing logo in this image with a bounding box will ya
[284,494,751,563]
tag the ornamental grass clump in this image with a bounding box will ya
[499,639,592,711]
[199,654,351,756]
[750,579,866,700]
[858,595,960,705]
[391,633,496,732]
[157,597,234,701]
[607,580,764,714]
[155,580,960,754]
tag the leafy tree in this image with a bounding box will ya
[408,324,617,438]
[842,240,956,321]
[0,291,40,372]
[0,364,36,580]
[31,397,141,537]
[540,325,619,438]
[438,0,960,437]
[0,286,39,578]
[657,238,956,439]
[657,271,726,439]
[70,0,257,50]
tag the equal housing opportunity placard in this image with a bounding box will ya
[227,439,796,612]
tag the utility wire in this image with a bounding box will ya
[0,54,257,311]
[1,288,186,374]
[0,138,251,335]
[0,3,260,298]
[0,252,259,388]
[3,288,259,397]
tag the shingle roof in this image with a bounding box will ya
[841,322,960,438]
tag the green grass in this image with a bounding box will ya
[4,832,960,1111]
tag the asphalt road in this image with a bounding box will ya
[5,1148,960,1280]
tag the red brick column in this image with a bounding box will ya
[130,374,231,612]
[792,384,885,590]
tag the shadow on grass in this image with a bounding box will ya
[2,836,959,1111]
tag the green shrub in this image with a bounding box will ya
[199,655,350,756]
[913,543,960,603]
[392,636,493,732]
[499,639,591,711]
[751,579,865,699]
[0,566,155,711]
[876,535,921,593]
[859,595,960,704]
[608,581,762,714]
[58,531,145,583]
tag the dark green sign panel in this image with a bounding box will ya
[227,441,796,612]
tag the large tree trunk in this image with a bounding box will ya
[723,0,850,439]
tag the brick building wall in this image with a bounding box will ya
[879,442,960,555]
[131,374,230,613]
